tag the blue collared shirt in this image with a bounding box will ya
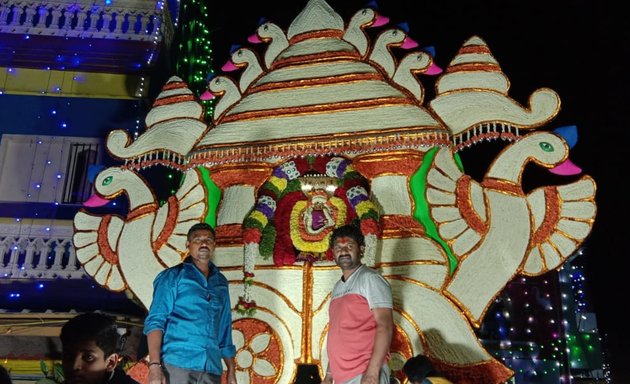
[144,258,236,374]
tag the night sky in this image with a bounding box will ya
[190,0,628,380]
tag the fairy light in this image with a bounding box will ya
[173,0,216,120]
[0,7,155,319]
[1,4,614,383]
[478,258,610,382]
[133,100,143,139]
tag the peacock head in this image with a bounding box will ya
[83,167,139,207]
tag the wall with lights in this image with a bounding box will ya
[0,93,143,208]
[0,94,142,139]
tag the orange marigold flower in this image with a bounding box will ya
[243,228,262,243]
[361,218,379,235]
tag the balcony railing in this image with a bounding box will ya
[0,220,84,279]
[0,0,171,42]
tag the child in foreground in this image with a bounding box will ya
[403,355,453,384]
[61,312,139,384]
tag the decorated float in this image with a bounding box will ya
[72,0,597,382]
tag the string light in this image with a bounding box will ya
[174,0,216,120]
[478,248,608,381]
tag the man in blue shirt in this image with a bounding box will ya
[144,222,237,384]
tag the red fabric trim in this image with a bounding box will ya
[446,63,500,73]
[272,50,362,69]
[288,29,344,44]
[152,196,178,253]
[456,176,487,234]
[97,216,118,264]
[380,215,425,238]
[432,358,514,384]
[126,360,148,384]
[127,203,158,221]
[250,72,384,93]
[354,151,424,179]
[531,187,560,244]
[210,166,272,189]
[152,94,196,107]
[458,45,492,55]
[187,136,450,166]
[480,178,523,196]
[161,81,189,91]
[217,224,244,246]
[221,97,410,123]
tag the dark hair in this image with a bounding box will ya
[60,313,120,357]
[0,364,11,384]
[187,222,215,240]
[403,355,436,383]
[330,224,364,247]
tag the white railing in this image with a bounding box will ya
[0,220,85,279]
[0,0,171,43]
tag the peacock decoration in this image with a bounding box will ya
[73,1,596,383]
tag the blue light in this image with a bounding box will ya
[105,0,112,4]
[38,283,44,289]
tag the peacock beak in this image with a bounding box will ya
[83,194,111,207]
[549,159,582,176]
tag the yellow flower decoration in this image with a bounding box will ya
[290,197,347,253]
[250,210,269,227]
[355,199,377,217]
[269,176,288,191]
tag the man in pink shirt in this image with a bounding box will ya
[322,224,394,384]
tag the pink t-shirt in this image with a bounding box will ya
[327,265,392,383]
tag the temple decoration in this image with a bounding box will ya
[72,1,597,383]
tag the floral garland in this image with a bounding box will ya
[237,155,380,315]
[289,196,347,253]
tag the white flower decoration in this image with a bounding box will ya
[280,161,300,180]
[229,329,277,384]
[257,195,277,211]
[325,157,345,177]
